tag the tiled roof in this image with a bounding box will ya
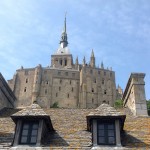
[87,103,124,117]
[0,108,150,149]
[11,103,48,117]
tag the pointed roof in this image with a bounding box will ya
[11,103,54,130]
[91,49,94,57]
[87,103,126,131]
[55,15,70,55]
[11,103,47,117]
[88,103,124,117]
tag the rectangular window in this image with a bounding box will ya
[97,121,116,145]
[20,122,39,145]
[65,72,68,76]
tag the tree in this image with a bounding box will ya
[114,99,123,108]
[147,100,150,115]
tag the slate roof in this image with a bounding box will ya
[11,103,54,131]
[87,103,124,116]
[0,107,150,149]
[87,103,126,131]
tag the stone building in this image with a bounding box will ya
[0,17,149,150]
[123,73,148,116]
[8,17,116,109]
[0,73,16,110]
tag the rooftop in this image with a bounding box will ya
[0,107,150,149]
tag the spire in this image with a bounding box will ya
[101,61,104,69]
[90,49,95,67]
[76,56,79,65]
[60,13,68,48]
[91,49,94,57]
[83,56,86,66]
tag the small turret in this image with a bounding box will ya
[101,61,104,69]
[83,56,86,66]
[90,49,95,67]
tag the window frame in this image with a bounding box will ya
[19,121,39,145]
[97,120,116,145]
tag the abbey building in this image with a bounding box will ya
[8,17,116,109]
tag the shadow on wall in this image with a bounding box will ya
[0,108,20,118]
[42,131,69,147]
[0,132,14,144]
[121,131,150,148]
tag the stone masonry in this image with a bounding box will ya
[7,17,116,109]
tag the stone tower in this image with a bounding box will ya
[51,16,73,69]
[123,73,148,116]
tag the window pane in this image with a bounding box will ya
[108,124,114,129]
[108,130,115,136]
[108,137,115,144]
[98,137,105,144]
[22,129,28,136]
[98,124,104,129]
[30,136,37,143]
[98,130,104,136]
[32,124,38,129]
[31,130,38,136]
[21,137,27,143]
[23,124,29,129]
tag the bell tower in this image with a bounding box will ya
[51,15,73,69]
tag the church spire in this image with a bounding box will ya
[90,49,95,67]
[60,14,68,48]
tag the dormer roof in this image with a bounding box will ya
[11,103,54,130]
[87,103,126,131]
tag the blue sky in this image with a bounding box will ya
[0,0,150,100]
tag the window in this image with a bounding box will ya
[104,90,107,94]
[25,78,28,83]
[58,72,61,76]
[90,70,93,74]
[110,72,112,77]
[72,87,73,92]
[19,122,39,145]
[102,79,104,84]
[92,99,94,103]
[24,87,27,92]
[60,59,62,65]
[97,121,116,145]
[45,89,47,94]
[67,94,69,98]
[56,93,58,97]
[92,88,94,93]
[59,87,61,91]
[104,72,106,76]
[65,59,67,66]
[70,80,71,85]
[98,70,100,75]
[60,79,62,84]
[65,72,68,76]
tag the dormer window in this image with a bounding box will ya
[20,121,39,145]
[97,121,116,145]
[87,103,126,148]
[11,102,54,147]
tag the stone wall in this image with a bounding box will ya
[79,66,116,108]
[0,73,16,110]
[123,73,148,116]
